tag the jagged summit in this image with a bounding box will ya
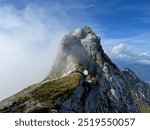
[47,26,110,79]
[70,26,94,38]
[0,26,150,113]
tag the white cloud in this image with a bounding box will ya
[106,43,132,58]
[0,4,70,100]
[111,43,127,55]
[139,52,150,57]
[105,43,150,65]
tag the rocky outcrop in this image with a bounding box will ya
[122,68,150,112]
[0,26,149,113]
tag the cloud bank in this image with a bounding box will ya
[0,4,69,100]
[105,43,150,65]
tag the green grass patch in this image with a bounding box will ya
[10,73,81,112]
[136,99,150,113]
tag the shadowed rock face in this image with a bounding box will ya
[0,26,149,113]
[122,68,150,112]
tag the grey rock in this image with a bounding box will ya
[0,26,149,113]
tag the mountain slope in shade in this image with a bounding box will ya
[0,26,150,113]
[113,60,150,82]
[122,68,150,112]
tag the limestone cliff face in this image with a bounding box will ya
[0,27,149,113]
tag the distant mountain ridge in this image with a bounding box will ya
[0,27,150,113]
[113,60,150,82]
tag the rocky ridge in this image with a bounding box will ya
[0,26,150,112]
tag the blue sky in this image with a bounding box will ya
[0,0,150,100]
[0,0,149,53]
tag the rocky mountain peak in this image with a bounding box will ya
[47,26,109,79]
[0,26,149,113]
[70,26,103,56]
[70,26,93,38]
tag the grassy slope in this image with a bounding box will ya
[130,87,150,113]
[136,99,150,113]
[31,72,81,108]
[4,72,81,112]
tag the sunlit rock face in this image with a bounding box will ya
[0,27,150,113]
